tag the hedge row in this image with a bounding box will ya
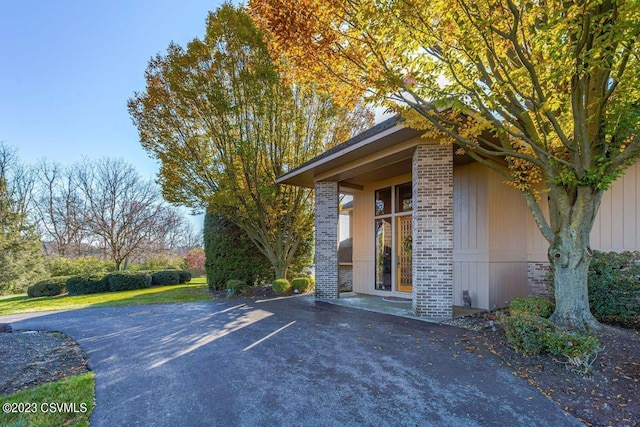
[27,276,71,298]
[27,269,193,297]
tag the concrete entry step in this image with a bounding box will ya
[319,292,486,322]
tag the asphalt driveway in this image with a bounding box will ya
[3,296,580,426]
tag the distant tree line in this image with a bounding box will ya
[0,142,201,294]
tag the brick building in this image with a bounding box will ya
[278,116,640,318]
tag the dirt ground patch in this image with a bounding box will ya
[0,328,89,396]
[443,313,640,426]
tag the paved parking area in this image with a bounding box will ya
[4,296,580,426]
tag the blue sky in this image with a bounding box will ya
[1,0,226,179]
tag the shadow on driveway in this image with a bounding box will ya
[4,296,580,426]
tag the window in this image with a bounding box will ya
[374,182,412,293]
[395,182,412,212]
[375,187,391,216]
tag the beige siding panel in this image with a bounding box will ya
[351,260,373,295]
[351,189,373,293]
[453,168,465,249]
[528,162,640,254]
[590,161,640,251]
[590,200,602,249]
[454,165,528,309]
[487,169,527,261]
[489,263,528,309]
[611,175,624,247]
[453,262,489,309]
[637,165,640,248]
[453,163,488,252]
[624,165,637,248]
[598,188,613,248]
[351,190,371,261]
[526,192,549,261]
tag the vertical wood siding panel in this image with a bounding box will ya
[611,175,625,248]
[601,189,613,249]
[623,166,636,249]
[468,167,477,249]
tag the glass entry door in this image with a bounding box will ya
[396,215,412,293]
[374,183,412,293]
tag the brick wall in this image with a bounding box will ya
[412,145,454,318]
[315,181,339,298]
[528,261,551,297]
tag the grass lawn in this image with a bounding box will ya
[0,277,211,317]
[0,372,95,427]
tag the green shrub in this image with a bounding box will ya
[502,312,601,372]
[502,314,557,356]
[587,251,640,322]
[27,276,70,298]
[204,212,272,290]
[66,275,109,296]
[128,255,184,271]
[46,256,115,277]
[177,270,192,284]
[546,331,600,359]
[272,279,291,295]
[545,251,640,328]
[291,277,313,293]
[106,272,152,292]
[546,330,601,373]
[151,270,181,287]
[509,297,555,318]
[226,279,249,295]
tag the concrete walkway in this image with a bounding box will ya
[2,296,580,426]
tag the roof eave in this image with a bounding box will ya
[276,116,411,188]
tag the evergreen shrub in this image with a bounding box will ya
[502,314,557,356]
[509,297,555,318]
[66,275,109,296]
[177,270,192,284]
[107,272,152,292]
[272,279,291,294]
[291,277,313,293]
[587,251,640,324]
[226,279,248,295]
[204,211,271,290]
[502,312,601,372]
[151,270,181,287]
[27,276,70,297]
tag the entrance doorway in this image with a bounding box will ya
[397,215,412,293]
[374,182,412,293]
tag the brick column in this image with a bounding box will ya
[412,145,454,318]
[314,181,339,299]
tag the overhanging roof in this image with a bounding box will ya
[277,116,423,188]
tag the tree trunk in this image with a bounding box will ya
[273,262,288,280]
[544,185,602,331]
[548,232,599,331]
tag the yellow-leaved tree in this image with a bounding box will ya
[250,0,640,329]
[129,4,372,279]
